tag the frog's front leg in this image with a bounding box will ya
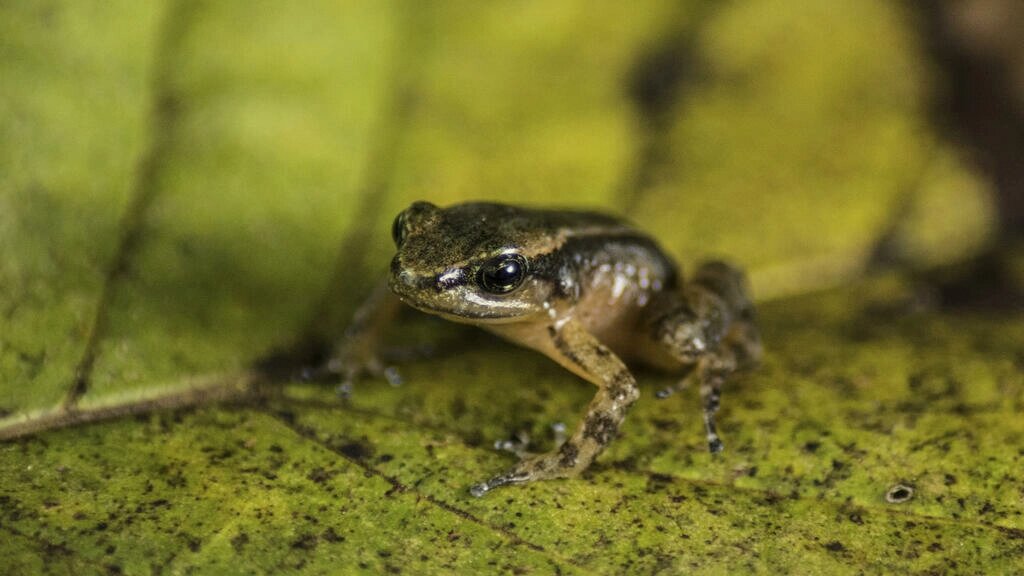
[470,318,639,497]
[329,280,404,395]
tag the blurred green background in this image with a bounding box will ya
[1,1,1022,573]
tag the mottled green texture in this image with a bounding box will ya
[85,0,398,401]
[629,0,992,298]
[0,0,162,414]
[3,284,1023,573]
[1,0,1021,574]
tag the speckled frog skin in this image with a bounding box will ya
[337,201,761,496]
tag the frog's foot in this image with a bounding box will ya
[469,445,581,497]
[654,377,692,400]
[325,354,403,398]
[493,431,533,458]
[470,318,641,497]
[550,422,568,448]
[491,423,567,459]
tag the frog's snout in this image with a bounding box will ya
[389,269,417,294]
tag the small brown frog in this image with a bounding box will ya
[336,201,761,496]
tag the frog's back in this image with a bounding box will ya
[441,202,631,249]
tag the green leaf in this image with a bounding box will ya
[2,0,1021,573]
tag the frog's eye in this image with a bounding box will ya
[478,254,528,294]
[391,212,408,247]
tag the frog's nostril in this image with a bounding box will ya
[388,267,418,295]
[399,271,417,288]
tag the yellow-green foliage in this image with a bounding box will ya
[1,1,1020,573]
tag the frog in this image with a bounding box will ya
[334,201,761,497]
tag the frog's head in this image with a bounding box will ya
[387,201,564,323]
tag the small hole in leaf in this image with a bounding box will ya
[885,484,914,504]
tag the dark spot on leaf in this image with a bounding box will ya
[41,541,70,560]
[206,448,236,463]
[274,410,296,426]
[650,418,679,432]
[450,396,466,419]
[462,430,484,448]
[803,441,820,453]
[645,473,673,493]
[231,533,249,553]
[824,541,846,553]
[291,533,318,551]
[338,440,374,461]
[307,467,335,484]
[322,527,344,543]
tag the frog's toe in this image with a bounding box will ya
[325,353,391,397]
[493,431,533,458]
[655,387,674,399]
[470,449,581,496]
[382,365,403,387]
[335,380,354,399]
[655,377,692,400]
[469,468,532,497]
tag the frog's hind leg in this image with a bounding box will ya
[649,261,762,453]
[695,352,735,453]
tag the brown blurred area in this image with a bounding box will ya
[920,0,1024,239]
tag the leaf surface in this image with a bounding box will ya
[1,1,1020,574]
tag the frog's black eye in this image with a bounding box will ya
[391,212,408,247]
[478,254,528,294]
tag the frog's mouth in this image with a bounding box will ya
[394,291,535,324]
